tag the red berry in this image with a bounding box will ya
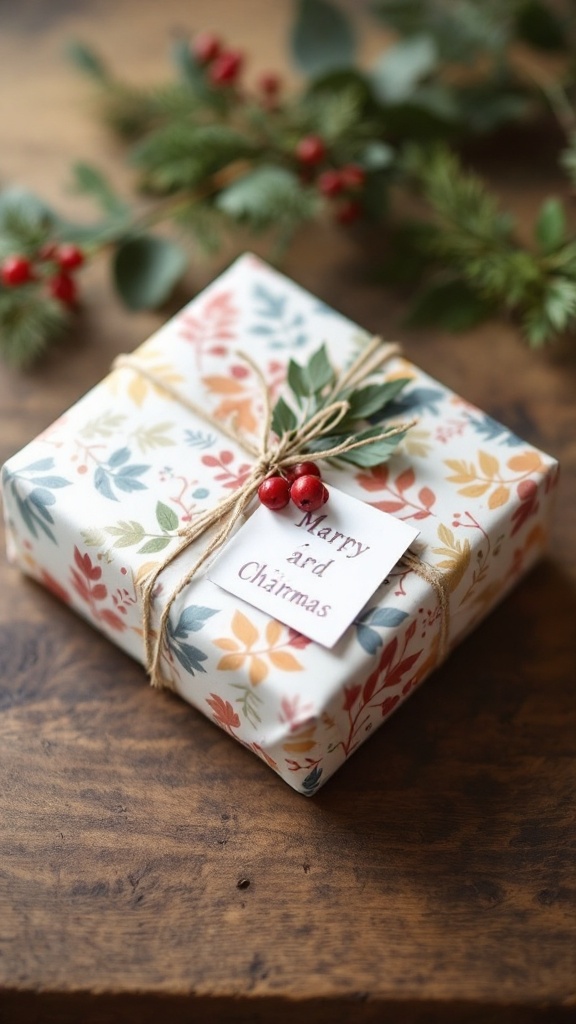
[296,134,326,166]
[193,31,221,64]
[285,461,322,484]
[56,244,84,271]
[258,71,281,97]
[258,475,291,510]
[48,273,77,306]
[290,474,328,512]
[209,49,243,86]
[318,169,344,197]
[340,163,366,189]
[1,255,32,286]
[335,199,362,225]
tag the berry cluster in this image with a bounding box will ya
[258,461,329,513]
[295,134,366,224]
[0,243,84,306]
[193,30,281,100]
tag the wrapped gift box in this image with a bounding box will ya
[1,254,558,794]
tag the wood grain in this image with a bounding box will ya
[1,2,575,1022]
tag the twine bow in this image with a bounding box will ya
[112,336,425,687]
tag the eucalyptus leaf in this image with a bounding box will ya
[344,378,411,420]
[216,166,317,229]
[307,344,334,393]
[112,235,187,310]
[371,36,437,104]
[337,427,409,467]
[291,0,356,77]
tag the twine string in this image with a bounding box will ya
[111,338,450,687]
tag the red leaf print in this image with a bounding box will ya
[395,467,415,492]
[178,291,238,347]
[40,570,70,605]
[70,570,91,603]
[91,583,108,602]
[411,509,432,520]
[220,450,234,465]
[206,693,240,731]
[405,620,417,642]
[73,546,101,581]
[343,683,361,711]
[378,637,398,673]
[356,465,389,492]
[201,455,220,467]
[363,671,378,704]
[418,486,436,509]
[100,608,127,632]
[511,479,539,536]
[383,651,422,689]
[287,628,312,649]
[380,695,400,718]
[372,500,405,514]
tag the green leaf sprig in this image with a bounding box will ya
[271,341,412,469]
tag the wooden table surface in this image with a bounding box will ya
[1,3,575,1022]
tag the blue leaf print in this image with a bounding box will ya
[250,283,308,350]
[94,466,117,502]
[387,386,446,418]
[5,458,70,544]
[108,447,131,467]
[166,603,219,677]
[466,412,524,447]
[92,449,150,501]
[185,429,216,450]
[302,766,323,795]
[354,606,409,654]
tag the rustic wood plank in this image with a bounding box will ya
[0,2,575,1022]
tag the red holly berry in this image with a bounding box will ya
[336,199,362,225]
[1,255,33,286]
[340,164,366,189]
[209,49,244,86]
[258,475,291,510]
[290,474,328,512]
[285,461,322,484]
[48,273,77,306]
[318,169,344,197]
[258,71,281,97]
[193,31,222,64]
[295,135,326,166]
[56,244,84,271]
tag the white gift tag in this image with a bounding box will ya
[208,486,419,647]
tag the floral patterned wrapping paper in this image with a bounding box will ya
[1,254,559,794]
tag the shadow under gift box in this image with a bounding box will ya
[1,254,559,794]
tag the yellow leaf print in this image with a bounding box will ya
[478,450,499,479]
[268,650,303,671]
[459,482,490,498]
[432,525,471,592]
[488,484,510,509]
[202,375,245,395]
[231,610,258,648]
[445,459,476,484]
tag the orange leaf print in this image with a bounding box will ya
[217,653,245,671]
[283,739,317,754]
[507,451,543,474]
[214,397,258,435]
[202,375,245,396]
[478,450,499,478]
[488,484,510,509]
[214,637,240,651]
[231,611,259,648]
[206,693,240,731]
[268,650,303,672]
[265,619,282,646]
[249,656,269,686]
